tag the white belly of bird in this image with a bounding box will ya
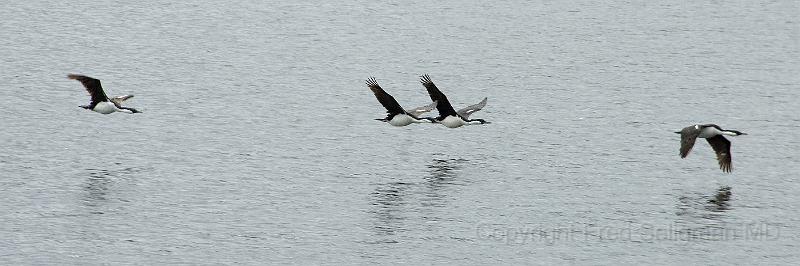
[440,116,466,128]
[93,102,117,114]
[389,114,414,126]
[698,127,721,138]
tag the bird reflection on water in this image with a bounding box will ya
[81,166,140,212]
[367,158,469,244]
[707,186,732,212]
[426,158,467,180]
[369,182,412,241]
[421,158,467,208]
[674,186,734,240]
[85,177,110,202]
[83,169,115,209]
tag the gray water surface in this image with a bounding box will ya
[1,0,799,265]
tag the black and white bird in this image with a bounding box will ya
[69,74,140,114]
[420,74,488,128]
[675,124,746,172]
[367,77,436,126]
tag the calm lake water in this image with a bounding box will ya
[1,0,798,265]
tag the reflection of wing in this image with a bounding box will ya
[456,97,487,119]
[366,77,405,115]
[68,74,108,106]
[405,101,437,117]
[706,135,732,173]
[679,126,701,158]
[110,95,134,106]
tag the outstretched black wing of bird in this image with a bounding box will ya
[68,74,108,107]
[679,125,701,158]
[420,74,457,119]
[706,135,732,172]
[366,77,405,116]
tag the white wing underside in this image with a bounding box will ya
[405,100,437,117]
[110,95,134,105]
[456,97,487,119]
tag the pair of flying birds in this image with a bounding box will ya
[368,74,489,128]
[67,73,745,173]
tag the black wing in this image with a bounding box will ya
[706,135,732,173]
[419,74,457,119]
[68,74,108,106]
[679,126,701,158]
[366,77,405,115]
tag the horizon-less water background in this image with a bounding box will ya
[1,0,798,264]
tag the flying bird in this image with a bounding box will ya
[367,77,436,126]
[675,124,746,172]
[68,74,140,114]
[420,74,488,128]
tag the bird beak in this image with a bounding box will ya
[674,131,681,134]
[740,132,748,135]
